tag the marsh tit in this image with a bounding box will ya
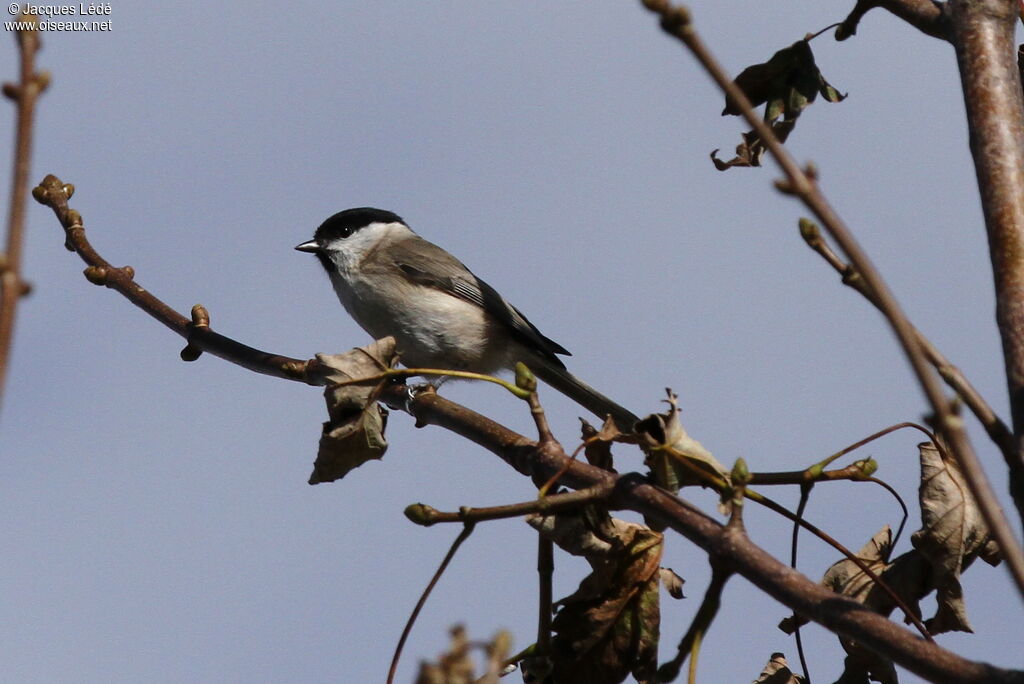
[296,208,638,430]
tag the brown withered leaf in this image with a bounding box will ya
[711,120,795,170]
[821,526,893,602]
[307,338,399,484]
[580,416,619,472]
[780,528,893,681]
[480,630,513,684]
[713,39,845,170]
[779,525,906,639]
[415,625,512,684]
[817,527,900,684]
[414,624,475,684]
[752,652,806,683]
[636,390,727,495]
[910,441,1001,634]
[723,40,845,117]
[528,513,664,684]
[659,567,685,600]
[780,441,1003,679]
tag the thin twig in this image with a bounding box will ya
[32,175,314,383]
[836,0,951,41]
[528,390,557,446]
[328,366,532,399]
[814,422,934,470]
[749,421,933,485]
[387,523,475,684]
[403,484,614,526]
[536,534,553,655]
[0,16,47,415]
[868,476,910,553]
[804,22,843,42]
[790,484,813,684]
[538,436,587,497]
[790,488,810,570]
[748,461,874,486]
[640,0,1024,599]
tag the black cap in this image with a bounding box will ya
[314,207,405,242]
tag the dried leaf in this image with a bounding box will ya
[311,337,398,386]
[782,528,897,679]
[307,338,399,484]
[910,441,1001,634]
[782,440,1004,680]
[580,416,619,472]
[659,567,685,599]
[480,630,513,684]
[635,390,727,494]
[715,40,845,170]
[529,514,663,684]
[309,401,388,484]
[711,120,795,170]
[415,625,475,684]
[835,650,898,684]
[415,626,512,684]
[821,526,893,602]
[724,40,845,116]
[752,652,805,683]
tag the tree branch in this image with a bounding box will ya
[403,387,1024,684]
[837,0,951,41]
[947,0,1024,536]
[32,175,1024,682]
[404,485,614,526]
[31,175,318,384]
[639,0,1024,600]
[0,17,47,415]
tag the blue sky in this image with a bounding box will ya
[2,2,1018,682]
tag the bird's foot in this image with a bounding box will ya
[404,381,437,416]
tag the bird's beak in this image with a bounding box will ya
[294,240,320,253]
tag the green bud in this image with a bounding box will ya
[404,503,436,526]
[731,457,751,486]
[514,362,537,393]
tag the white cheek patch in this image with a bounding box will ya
[326,221,406,272]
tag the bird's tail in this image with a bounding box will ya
[530,360,639,432]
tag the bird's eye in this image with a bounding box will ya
[339,226,354,238]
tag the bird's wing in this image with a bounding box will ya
[388,238,570,367]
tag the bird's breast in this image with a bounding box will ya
[328,271,503,371]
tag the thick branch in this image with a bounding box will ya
[0,19,46,414]
[948,0,1024,527]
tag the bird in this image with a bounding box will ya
[296,207,638,430]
